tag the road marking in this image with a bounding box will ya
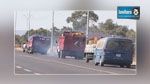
[23,69,32,72]
[34,73,41,75]
[21,55,119,75]
[16,66,22,69]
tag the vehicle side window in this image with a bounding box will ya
[96,39,104,49]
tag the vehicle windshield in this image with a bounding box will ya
[106,38,133,50]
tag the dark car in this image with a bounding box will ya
[94,37,134,68]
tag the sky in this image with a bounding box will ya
[94,10,136,31]
[15,10,136,35]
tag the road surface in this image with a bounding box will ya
[15,50,136,75]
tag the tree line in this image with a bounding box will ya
[15,11,135,46]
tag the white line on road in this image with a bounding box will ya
[16,65,41,74]
[21,55,119,75]
[34,73,41,75]
[16,66,22,69]
[23,69,32,72]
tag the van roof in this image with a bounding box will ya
[28,35,50,41]
[100,36,132,41]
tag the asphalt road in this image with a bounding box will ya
[15,50,136,75]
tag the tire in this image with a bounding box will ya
[86,59,90,63]
[126,64,131,68]
[75,52,84,60]
[95,62,99,66]
[99,56,104,66]
[23,49,25,52]
[85,53,90,63]
[60,50,65,59]
[28,48,33,54]
[75,56,77,59]
[58,51,60,58]
[75,56,80,60]
[120,65,124,68]
[85,53,93,63]
[100,62,104,66]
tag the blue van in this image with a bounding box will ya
[94,37,134,68]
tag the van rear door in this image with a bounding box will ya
[105,38,133,63]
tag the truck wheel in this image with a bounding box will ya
[95,62,99,66]
[86,59,90,63]
[85,53,89,63]
[60,50,65,59]
[85,54,90,63]
[28,48,33,54]
[23,49,25,52]
[58,51,60,58]
[75,56,79,60]
[75,53,84,60]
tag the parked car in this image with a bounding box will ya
[94,37,134,68]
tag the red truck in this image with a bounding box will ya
[57,32,86,59]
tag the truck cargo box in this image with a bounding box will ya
[27,35,51,54]
[57,32,86,59]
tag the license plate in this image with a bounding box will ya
[116,54,121,57]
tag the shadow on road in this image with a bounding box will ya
[101,64,136,69]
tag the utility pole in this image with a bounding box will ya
[86,11,89,44]
[23,11,31,39]
[51,11,54,51]
[28,11,31,38]
[14,11,17,34]
[14,11,17,46]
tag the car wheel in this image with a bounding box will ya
[100,62,104,66]
[120,65,124,68]
[126,64,131,68]
[99,56,104,66]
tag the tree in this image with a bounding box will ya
[99,19,115,36]
[15,28,51,45]
[24,28,50,38]
[15,34,27,47]
[126,29,136,41]
[60,26,72,33]
[15,34,21,45]
[115,26,128,37]
[66,11,98,32]
[98,19,135,40]
[104,19,114,30]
